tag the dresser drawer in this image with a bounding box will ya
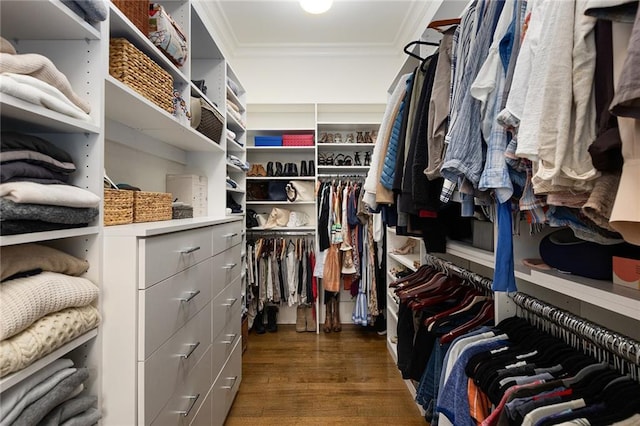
[142,227,213,288]
[211,221,242,256]
[189,386,213,426]
[150,345,213,426]
[211,244,241,299]
[141,258,213,357]
[212,276,242,341]
[142,303,212,423]
[211,340,242,426]
[212,305,241,380]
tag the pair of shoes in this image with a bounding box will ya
[253,310,266,334]
[356,131,364,143]
[248,164,267,177]
[300,161,308,177]
[364,152,371,166]
[345,133,355,143]
[283,162,298,176]
[334,133,343,143]
[392,238,418,255]
[296,304,316,332]
[268,161,284,177]
[354,152,362,166]
[319,132,328,143]
[364,131,373,143]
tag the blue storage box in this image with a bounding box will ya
[254,135,282,146]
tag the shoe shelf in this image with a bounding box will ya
[317,166,370,172]
[246,146,315,153]
[246,176,316,181]
[388,252,421,272]
[246,201,315,205]
[317,143,376,150]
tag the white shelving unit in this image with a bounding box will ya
[0,0,104,403]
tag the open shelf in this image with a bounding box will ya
[1,96,100,134]
[388,252,421,271]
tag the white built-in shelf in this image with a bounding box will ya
[0,226,101,247]
[226,86,245,113]
[1,96,100,134]
[227,187,244,194]
[247,226,316,232]
[446,240,495,268]
[317,143,375,150]
[388,252,421,271]
[317,166,370,172]
[246,201,315,205]
[247,146,316,153]
[227,138,246,152]
[0,329,98,392]
[227,112,246,133]
[191,84,225,119]
[317,122,381,131]
[0,0,101,40]
[103,217,241,237]
[105,77,224,153]
[226,163,243,172]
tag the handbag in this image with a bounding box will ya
[268,181,288,201]
[264,207,290,229]
[246,209,259,228]
[285,180,315,202]
[149,4,188,67]
[247,182,269,201]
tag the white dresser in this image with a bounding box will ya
[102,218,243,425]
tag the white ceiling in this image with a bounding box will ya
[203,0,463,58]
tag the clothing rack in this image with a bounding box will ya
[246,229,315,236]
[422,254,640,378]
[317,173,366,180]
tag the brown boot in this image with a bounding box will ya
[296,305,306,332]
[331,298,341,332]
[323,301,332,333]
[305,305,316,332]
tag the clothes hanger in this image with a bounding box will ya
[426,18,461,32]
[403,40,439,61]
[424,288,486,330]
[440,300,495,344]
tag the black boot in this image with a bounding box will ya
[254,310,266,334]
[300,160,308,176]
[266,161,274,177]
[266,305,278,332]
[308,160,315,176]
[292,163,299,176]
[275,162,283,176]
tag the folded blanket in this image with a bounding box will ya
[11,368,90,426]
[0,182,100,207]
[39,395,98,426]
[61,0,108,23]
[0,151,76,174]
[0,220,86,236]
[0,305,100,377]
[1,162,70,184]
[59,407,101,426]
[0,271,98,340]
[0,358,73,425]
[0,368,76,426]
[1,243,89,282]
[1,131,74,163]
[0,38,91,113]
[0,199,98,225]
[0,73,91,121]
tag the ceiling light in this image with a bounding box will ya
[299,0,333,14]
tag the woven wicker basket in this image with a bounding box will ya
[104,189,134,226]
[109,38,174,114]
[133,191,173,223]
[195,98,224,144]
[111,0,149,35]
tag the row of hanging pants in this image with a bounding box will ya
[246,236,316,333]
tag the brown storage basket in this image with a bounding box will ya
[196,98,224,144]
[133,191,173,223]
[104,189,134,226]
[111,0,149,35]
[109,38,174,114]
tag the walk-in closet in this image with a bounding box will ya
[1,0,639,425]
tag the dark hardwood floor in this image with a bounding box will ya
[225,324,426,425]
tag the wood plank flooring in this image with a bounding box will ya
[225,324,426,425]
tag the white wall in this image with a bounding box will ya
[231,52,407,104]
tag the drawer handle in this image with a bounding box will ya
[222,298,238,308]
[222,263,237,270]
[221,376,238,390]
[179,246,201,254]
[179,290,201,303]
[178,341,201,359]
[221,333,237,344]
[177,394,200,417]
[223,232,238,238]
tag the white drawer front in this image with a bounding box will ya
[212,277,241,341]
[142,303,212,423]
[149,345,213,426]
[211,244,241,299]
[211,221,242,256]
[142,227,213,288]
[189,386,213,426]
[141,258,213,357]
[211,340,242,426]
[212,306,241,380]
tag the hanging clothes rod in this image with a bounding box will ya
[424,253,493,292]
[510,292,640,366]
[317,173,366,180]
[246,229,315,236]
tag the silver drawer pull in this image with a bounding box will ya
[222,263,237,270]
[177,394,200,417]
[223,232,238,238]
[221,333,237,344]
[221,376,238,390]
[222,298,238,307]
[178,341,201,359]
[179,246,201,254]
[179,290,201,303]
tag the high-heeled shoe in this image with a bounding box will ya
[345,133,354,143]
[334,133,343,143]
[354,152,362,166]
[364,152,371,166]
[392,238,418,255]
[356,131,364,143]
[364,131,372,143]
